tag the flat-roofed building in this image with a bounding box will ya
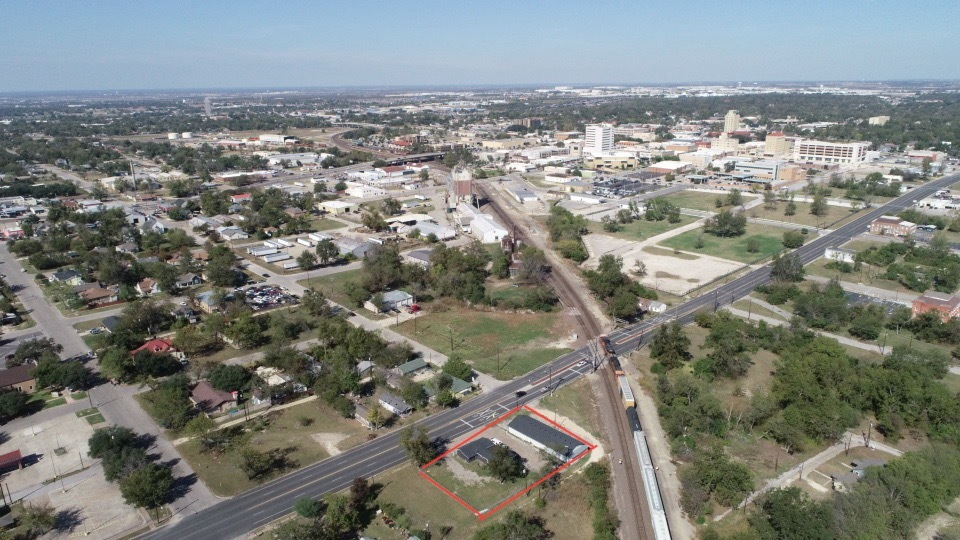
[506,415,589,462]
[913,290,960,322]
[794,140,871,165]
[869,216,916,237]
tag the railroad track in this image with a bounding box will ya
[477,183,655,540]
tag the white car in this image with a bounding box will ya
[575,360,589,368]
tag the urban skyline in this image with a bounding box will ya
[2,0,959,92]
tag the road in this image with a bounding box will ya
[0,244,221,516]
[143,173,960,539]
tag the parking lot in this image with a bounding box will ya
[845,291,908,315]
[592,175,669,199]
[242,285,299,311]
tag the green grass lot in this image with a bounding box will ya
[587,214,698,241]
[298,269,387,319]
[663,190,760,211]
[393,308,570,380]
[731,299,787,321]
[746,200,865,228]
[659,224,785,264]
[72,319,104,333]
[364,458,596,540]
[178,400,369,497]
[803,258,905,293]
[424,460,526,513]
[310,217,346,232]
[84,412,106,424]
[537,377,604,440]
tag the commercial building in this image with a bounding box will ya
[344,183,386,199]
[647,160,692,175]
[793,140,871,165]
[732,160,784,182]
[912,291,960,322]
[764,132,795,158]
[824,247,857,264]
[317,200,358,215]
[868,116,890,126]
[584,123,615,155]
[584,153,638,170]
[724,110,740,134]
[869,216,916,237]
[506,414,589,462]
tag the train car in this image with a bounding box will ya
[609,355,625,376]
[625,406,643,432]
[599,335,615,356]
[618,375,636,408]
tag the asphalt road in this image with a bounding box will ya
[143,172,960,540]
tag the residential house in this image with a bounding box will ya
[189,216,221,229]
[131,338,186,360]
[1,227,25,240]
[171,305,199,324]
[356,360,375,378]
[506,414,589,462]
[190,381,238,414]
[230,193,253,204]
[216,226,249,241]
[912,290,960,322]
[49,269,83,286]
[457,437,498,464]
[0,365,37,393]
[364,290,414,313]
[404,249,434,267]
[136,277,160,296]
[196,290,234,314]
[100,315,120,334]
[378,393,412,416]
[637,298,668,314]
[394,357,430,378]
[175,273,202,288]
[116,242,140,255]
[284,207,305,219]
[79,286,119,307]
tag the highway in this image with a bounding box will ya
[142,172,960,540]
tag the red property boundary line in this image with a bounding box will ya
[418,404,596,521]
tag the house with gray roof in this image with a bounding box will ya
[378,393,412,416]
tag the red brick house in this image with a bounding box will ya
[869,216,917,237]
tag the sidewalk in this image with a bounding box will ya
[715,431,902,521]
[806,274,916,305]
[723,306,886,355]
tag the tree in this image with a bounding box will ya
[301,289,332,317]
[771,252,805,282]
[367,403,386,429]
[784,200,797,216]
[294,497,324,519]
[810,192,828,217]
[419,169,430,182]
[381,197,402,216]
[238,448,275,480]
[442,354,473,381]
[487,444,524,483]
[763,190,777,210]
[315,239,339,266]
[103,446,149,482]
[297,250,317,270]
[34,359,89,389]
[324,493,362,536]
[120,463,173,519]
[209,364,251,392]
[349,476,374,513]
[0,388,28,419]
[727,189,743,207]
[782,230,805,249]
[400,426,436,466]
[703,209,747,237]
[20,502,56,536]
[226,314,266,349]
[89,426,139,459]
[473,510,550,540]
[361,209,389,232]
[746,238,761,253]
[649,322,691,369]
[10,337,62,367]
[749,487,833,540]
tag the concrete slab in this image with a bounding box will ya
[1,411,96,495]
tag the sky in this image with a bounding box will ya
[1,0,959,92]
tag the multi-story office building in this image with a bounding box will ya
[793,140,871,165]
[724,110,740,133]
[584,123,614,155]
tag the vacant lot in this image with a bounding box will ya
[537,377,605,440]
[747,200,865,228]
[298,269,387,317]
[393,308,571,380]
[178,400,369,496]
[586,214,698,241]
[663,190,759,211]
[659,223,785,263]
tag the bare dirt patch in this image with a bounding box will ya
[310,432,348,456]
